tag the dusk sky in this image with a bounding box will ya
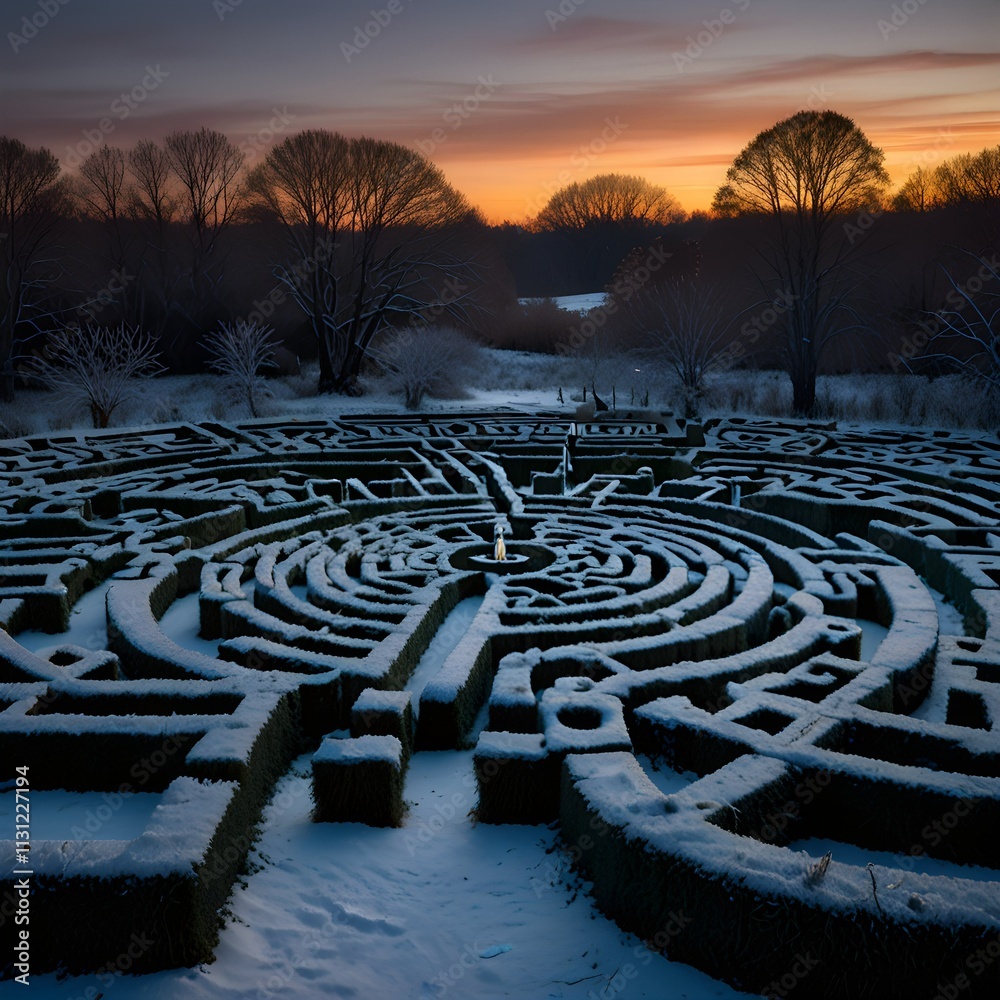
[2,0,998,220]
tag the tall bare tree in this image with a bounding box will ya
[128,139,176,227]
[713,110,889,414]
[535,174,683,231]
[79,146,127,232]
[248,129,478,393]
[627,279,731,416]
[0,137,68,399]
[164,127,246,325]
[126,139,179,334]
[76,145,135,324]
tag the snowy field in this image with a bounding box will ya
[518,293,610,314]
[20,752,750,1000]
[3,348,997,441]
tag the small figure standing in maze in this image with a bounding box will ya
[494,523,507,561]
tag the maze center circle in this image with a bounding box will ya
[3,414,1000,997]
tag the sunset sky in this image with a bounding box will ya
[2,0,998,221]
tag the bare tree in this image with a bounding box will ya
[165,128,245,249]
[79,146,128,225]
[915,251,1000,402]
[248,130,479,394]
[713,110,889,414]
[164,128,246,323]
[29,324,163,428]
[127,139,179,334]
[369,325,481,409]
[75,145,137,325]
[933,146,1000,205]
[128,139,176,227]
[892,166,938,213]
[202,319,277,418]
[628,280,731,416]
[535,174,684,231]
[0,137,68,399]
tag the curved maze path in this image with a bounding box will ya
[2,414,1000,997]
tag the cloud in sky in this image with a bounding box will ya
[1,0,997,218]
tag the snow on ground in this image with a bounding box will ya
[4,347,997,437]
[27,751,755,1000]
[910,585,968,724]
[159,590,228,658]
[14,578,111,655]
[17,582,753,999]
[408,597,485,713]
[857,619,890,661]
[6,355,995,998]
[929,586,967,637]
[0,789,160,841]
[517,293,608,314]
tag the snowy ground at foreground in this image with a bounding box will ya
[16,583,756,999]
[4,334,997,439]
[27,751,755,1000]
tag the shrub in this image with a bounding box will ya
[202,320,278,418]
[28,324,163,428]
[369,326,483,409]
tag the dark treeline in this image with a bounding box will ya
[2,124,997,412]
[15,200,995,367]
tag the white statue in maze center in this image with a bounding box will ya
[494,523,507,561]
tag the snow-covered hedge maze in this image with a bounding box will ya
[2,415,1000,996]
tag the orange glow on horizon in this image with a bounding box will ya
[439,119,1000,224]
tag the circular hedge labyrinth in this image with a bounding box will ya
[2,413,1000,997]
